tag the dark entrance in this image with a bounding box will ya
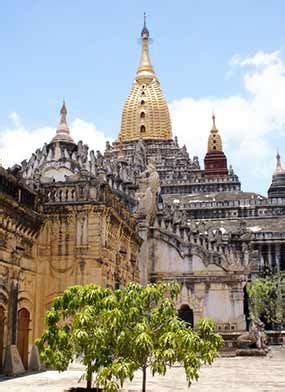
[243,285,250,330]
[178,304,194,327]
[17,308,30,369]
[0,306,4,371]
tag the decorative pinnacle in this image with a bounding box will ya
[274,148,285,175]
[211,113,218,132]
[141,12,149,39]
[208,113,223,152]
[51,100,74,144]
[60,100,67,125]
[137,13,155,80]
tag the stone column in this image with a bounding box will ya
[259,244,264,267]
[8,279,18,346]
[267,244,272,268]
[137,222,150,286]
[193,283,206,326]
[230,285,246,331]
[276,243,281,273]
[4,278,25,375]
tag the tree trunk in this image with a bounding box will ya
[86,368,92,392]
[142,365,147,392]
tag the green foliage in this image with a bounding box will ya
[246,273,284,325]
[37,282,222,391]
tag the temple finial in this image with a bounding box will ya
[51,100,74,144]
[211,113,218,132]
[207,113,223,152]
[274,148,285,175]
[141,12,149,39]
[60,100,67,125]
[137,13,155,80]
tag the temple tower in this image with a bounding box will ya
[268,150,285,198]
[118,15,172,141]
[108,20,240,196]
[204,114,228,176]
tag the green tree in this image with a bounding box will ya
[36,285,120,391]
[100,282,222,392]
[246,273,285,327]
[37,282,222,392]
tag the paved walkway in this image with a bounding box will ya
[0,347,284,391]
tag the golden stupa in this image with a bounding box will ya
[118,16,172,142]
[207,114,223,152]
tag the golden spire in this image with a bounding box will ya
[51,101,74,143]
[207,113,223,152]
[118,16,172,142]
[136,13,155,81]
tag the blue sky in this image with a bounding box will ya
[1,0,285,195]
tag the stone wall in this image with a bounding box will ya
[139,226,249,331]
[0,168,142,373]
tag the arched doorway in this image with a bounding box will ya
[0,306,5,371]
[178,304,194,327]
[17,308,30,369]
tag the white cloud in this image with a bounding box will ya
[71,118,109,153]
[8,112,22,128]
[231,50,281,67]
[169,50,285,195]
[0,116,108,168]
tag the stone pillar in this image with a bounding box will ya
[230,286,246,331]
[267,244,272,268]
[4,279,25,375]
[137,223,150,286]
[193,283,205,326]
[8,279,19,346]
[276,243,281,273]
[259,244,264,267]
[271,243,276,271]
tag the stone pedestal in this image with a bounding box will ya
[3,344,25,375]
[28,344,41,371]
